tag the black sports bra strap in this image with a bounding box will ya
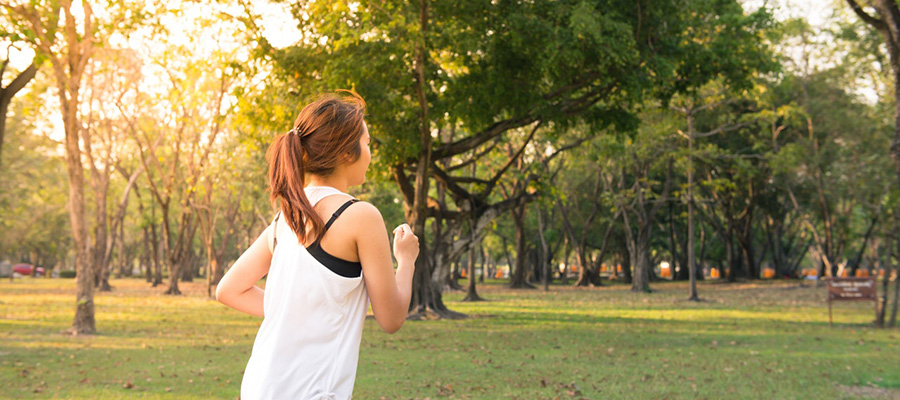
[323,199,359,232]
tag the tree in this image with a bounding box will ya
[671,85,756,299]
[81,47,146,291]
[255,0,774,315]
[611,109,677,293]
[844,0,900,328]
[9,0,101,334]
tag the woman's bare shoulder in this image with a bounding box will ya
[344,200,384,225]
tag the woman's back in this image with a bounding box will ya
[241,187,368,400]
[215,92,418,400]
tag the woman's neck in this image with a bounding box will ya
[305,175,349,193]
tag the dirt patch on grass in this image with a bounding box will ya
[839,385,900,399]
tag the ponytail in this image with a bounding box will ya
[266,132,324,243]
[266,91,367,244]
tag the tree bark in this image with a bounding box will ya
[509,203,535,289]
[849,216,879,275]
[536,205,550,292]
[620,159,673,293]
[889,266,899,327]
[462,225,485,301]
[560,236,570,285]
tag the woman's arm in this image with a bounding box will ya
[215,223,274,317]
[353,202,418,334]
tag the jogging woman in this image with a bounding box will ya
[216,91,418,400]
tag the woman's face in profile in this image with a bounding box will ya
[347,122,371,186]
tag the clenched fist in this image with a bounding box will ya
[392,224,419,265]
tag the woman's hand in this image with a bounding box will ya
[392,224,419,265]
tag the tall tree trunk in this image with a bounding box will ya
[876,239,892,327]
[462,226,485,301]
[92,177,112,291]
[206,242,220,298]
[888,265,899,327]
[479,244,487,283]
[142,226,152,283]
[402,0,461,319]
[726,231,737,283]
[17,0,101,334]
[149,217,162,286]
[510,203,535,289]
[160,204,180,294]
[849,216,879,275]
[697,223,706,281]
[66,109,95,333]
[116,218,127,278]
[738,235,757,279]
[670,202,688,281]
[180,219,198,283]
[629,226,653,293]
[536,205,550,292]
[621,239,633,284]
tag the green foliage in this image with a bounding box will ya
[255,0,774,171]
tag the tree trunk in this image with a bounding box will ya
[888,266,899,327]
[181,220,198,283]
[59,60,95,334]
[560,237,570,285]
[462,227,485,301]
[161,204,180,294]
[116,219,127,278]
[573,244,601,286]
[849,216,879,275]
[877,258,891,327]
[150,219,162,286]
[66,120,94,333]
[142,226,152,283]
[536,205,550,292]
[630,228,652,293]
[726,231,738,282]
[206,248,220,298]
[670,202,688,281]
[510,203,535,289]
[93,178,112,292]
[479,244,487,283]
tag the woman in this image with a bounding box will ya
[216,91,418,400]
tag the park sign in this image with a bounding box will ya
[827,277,877,327]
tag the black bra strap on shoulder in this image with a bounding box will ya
[323,199,359,232]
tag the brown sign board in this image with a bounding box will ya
[827,277,877,301]
[827,277,878,327]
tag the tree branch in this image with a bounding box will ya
[845,0,886,30]
[477,121,541,198]
[433,114,536,159]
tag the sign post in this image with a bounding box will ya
[827,277,878,327]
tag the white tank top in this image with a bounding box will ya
[241,186,368,400]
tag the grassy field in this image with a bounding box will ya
[1,277,899,400]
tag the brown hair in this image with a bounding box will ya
[266,91,367,243]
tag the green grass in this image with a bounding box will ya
[1,277,898,399]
